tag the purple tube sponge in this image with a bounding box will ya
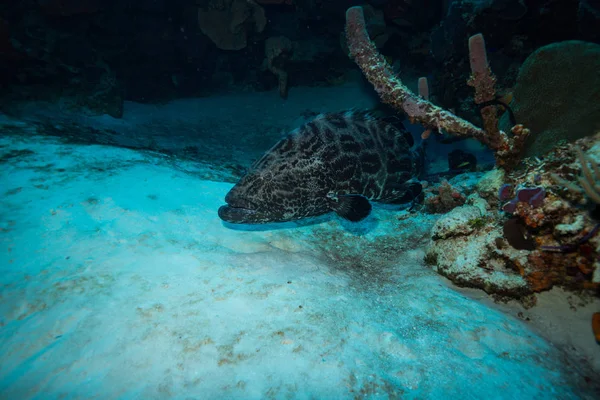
[516,187,546,207]
[502,199,518,213]
[498,184,514,201]
[502,186,546,213]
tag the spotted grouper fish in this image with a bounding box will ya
[218,111,423,224]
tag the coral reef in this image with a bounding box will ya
[426,134,600,301]
[475,168,506,204]
[424,180,467,214]
[344,6,529,170]
[467,33,499,138]
[501,186,546,215]
[551,147,600,204]
[343,4,600,308]
[424,195,532,297]
[502,40,600,158]
[429,0,598,123]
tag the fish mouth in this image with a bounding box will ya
[219,190,264,223]
[218,204,259,223]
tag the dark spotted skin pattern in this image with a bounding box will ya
[219,111,420,223]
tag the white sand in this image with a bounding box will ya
[1,129,598,398]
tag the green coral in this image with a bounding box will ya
[503,40,600,157]
[467,216,491,230]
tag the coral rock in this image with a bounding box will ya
[504,40,600,158]
[425,224,531,297]
[430,205,484,240]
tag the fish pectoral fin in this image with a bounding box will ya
[329,194,372,222]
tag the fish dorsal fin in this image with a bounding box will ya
[328,194,372,222]
[376,115,414,147]
[399,129,414,148]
